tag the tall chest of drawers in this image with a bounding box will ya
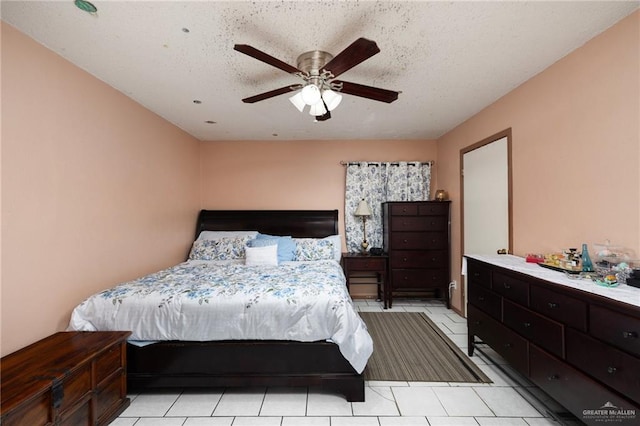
[382,201,451,308]
[466,255,640,425]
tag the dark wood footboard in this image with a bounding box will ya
[127,340,365,402]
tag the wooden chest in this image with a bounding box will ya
[1,331,131,426]
[382,201,451,308]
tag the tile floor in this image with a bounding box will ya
[114,299,580,426]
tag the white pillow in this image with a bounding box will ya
[197,230,258,241]
[245,244,278,266]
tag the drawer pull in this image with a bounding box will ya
[403,239,408,243]
[547,374,560,381]
[607,366,617,375]
[548,302,558,309]
[403,257,408,262]
[431,257,437,262]
[474,320,482,325]
[473,272,480,277]
[478,296,485,301]
[622,331,638,339]
[503,282,511,289]
[504,343,512,348]
[523,322,531,328]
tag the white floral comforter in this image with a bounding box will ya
[67,259,372,373]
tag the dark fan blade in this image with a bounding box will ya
[322,38,380,78]
[242,84,303,103]
[234,44,302,75]
[334,80,400,103]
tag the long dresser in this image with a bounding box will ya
[466,255,639,425]
[383,201,451,308]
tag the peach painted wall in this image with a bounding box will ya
[1,22,201,355]
[437,12,640,313]
[200,139,438,298]
[200,139,439,243]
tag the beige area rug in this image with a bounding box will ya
[360,312,491,383]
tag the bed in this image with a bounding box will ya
[67,209,371,401]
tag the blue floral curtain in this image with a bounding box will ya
[345,161,432,253]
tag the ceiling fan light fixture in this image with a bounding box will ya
[322,89,342,111]
[234,38,400,121]
[289,92,306,112]
[308,100,327,116]
[301,84,321,105]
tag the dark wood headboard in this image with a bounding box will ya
[195,210,339,240]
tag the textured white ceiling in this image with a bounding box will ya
[2,1,638,141]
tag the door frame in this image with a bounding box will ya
[459,128,514,310]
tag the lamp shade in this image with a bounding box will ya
[322,89,343,111]
[354,199,372,216]
[308,100,327,116]
[289,92,306,112]
[301,84,321,105]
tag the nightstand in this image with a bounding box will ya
[341,253,389,309]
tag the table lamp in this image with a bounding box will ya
[354,199,372,253]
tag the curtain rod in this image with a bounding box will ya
[340,161,434,166]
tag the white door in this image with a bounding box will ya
[461,131,511,314]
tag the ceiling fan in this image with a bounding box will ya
[234,38,400,121]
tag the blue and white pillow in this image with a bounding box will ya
[293,238,335,261]
[196,230,258,241]
[188,236,250,261]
